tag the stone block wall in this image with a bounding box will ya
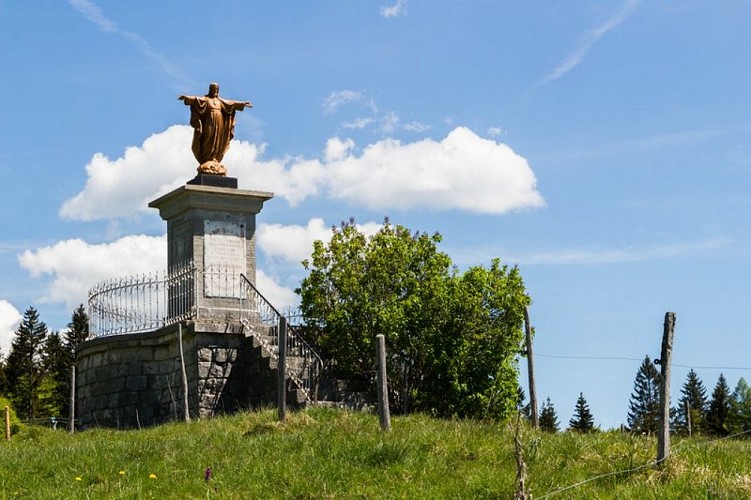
[76,324,279,429]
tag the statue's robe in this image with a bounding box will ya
[182,95,248,165]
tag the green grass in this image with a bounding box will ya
[1,408,750,498]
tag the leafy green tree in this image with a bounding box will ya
[539,397,559,433]
[676,369,708,435]
[5,307,48,422]
[706,373,732,437]
[298,220,529,419]
[728,377,751,436]
[626,356,660,434]
[569,392,595,433]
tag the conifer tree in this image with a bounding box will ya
[42,332,70,417]
[706,373,732,437]
[626,355,660,434]
[676,369,708,435]
[729,377,751,435]
[569,392,595,433]
[64,304,89,362]
[516,386,531,421]
[539,397,559,433]
[5,307,48,422]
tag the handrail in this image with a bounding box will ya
[239,274,322,403]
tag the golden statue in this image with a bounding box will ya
[178,83,252,176]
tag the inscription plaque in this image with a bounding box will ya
[204,220,245,298]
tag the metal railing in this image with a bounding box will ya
[239,274,322,402]
[87,263,322,403]
[88,261,195,337]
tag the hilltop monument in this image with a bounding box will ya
[179,82,252,177]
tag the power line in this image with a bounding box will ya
[534,353,751,371]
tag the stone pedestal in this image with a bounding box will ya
[149,184,273,332]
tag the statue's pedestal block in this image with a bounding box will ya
[187,174,238,189]
[149,184,273,332]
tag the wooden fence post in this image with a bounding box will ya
[657,312,676,465]
[278,316,287,422]
[523,306,539,429]
[68,365,76,433]
[178,323,190,423]
[4,406,10,441]
[376,334,391,431]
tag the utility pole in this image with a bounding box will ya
[657,312,676,465]
[524,306,539,429]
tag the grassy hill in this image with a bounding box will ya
[1,407,750,498]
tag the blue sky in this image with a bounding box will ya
[1,1,750,429]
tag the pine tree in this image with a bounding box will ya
[729,377,751,435]
[5,307,48,422]
[569,392,595,433]
[539,397,559,433]
[676,369,708,435]
[626,355,660,434]
[42,332,70,417]
[64,304,89,362]
[706,373,732,437]
[516,386,531,421]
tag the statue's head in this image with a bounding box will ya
[207,82,219,97]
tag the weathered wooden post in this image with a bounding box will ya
[523,306,539,429]
[376,334,391,431]
[277,316,287,422]
[657,311,676,465]
[68,365,76,433]
[178,323,190,423]
[4,406,10,441]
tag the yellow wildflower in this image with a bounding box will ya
[149,473,157,479]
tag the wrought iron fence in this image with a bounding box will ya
[239,274,322,402]
[88,261,195,337]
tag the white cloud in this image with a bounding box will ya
[60,125,194,221]
[256,270,299,310]
[258,218,383,265]
[381,0,407,18]
[404,121,431,133]
[324,137,355,162]
[0,300,22,358]
[322,90,364,114]
[379,111,400,135]
[63,125,544,220]
[487,127,505,137]
[324,127,544,214]
[539,0,642,85]
[341,117,374,130]
[508,238,729,265]
[18,235,167,309]
[69,0,192,85]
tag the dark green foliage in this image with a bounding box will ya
[539,397,559,433]
[569,392,595,433]
[729,377,751,436]
[65,304,89,358]
[42,332,70,417]
[298,220,529,420]
[676,369,708,435]
[626,355,660,434]
[706,373,732,437]
[5,307,48,422]
[0,352,7,395]
[516,386,531,420]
